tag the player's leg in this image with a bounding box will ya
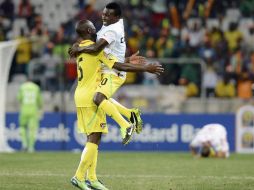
[71,140,96,190]
[94,92,135,145]
[95,74,135,144]
[109,98,143,134]
[19,114,28,151]
[27,115,39,153]
[86,133,109,190]
[71,107,108,190]
[99,73,143,133]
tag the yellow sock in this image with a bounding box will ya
[75,142,98,181]
[110,98,132,119]
[87,148,98,182]
[99,100,130,129]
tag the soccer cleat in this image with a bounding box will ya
[130,109,143,134]
[86,179,109,190]
[122,124,135,145]
[71,176,92,190]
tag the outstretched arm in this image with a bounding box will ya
[113,62,164,75]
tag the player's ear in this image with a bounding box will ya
[87,28,92,34]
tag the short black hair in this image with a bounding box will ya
[200,146,210,158]
[76,20,89,37]
[106,2,121,17]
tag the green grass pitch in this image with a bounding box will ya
[0,152,254,190]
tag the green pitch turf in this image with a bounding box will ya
[0,152,254,190]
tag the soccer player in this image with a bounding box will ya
[70,19,163,190]
[190,123,230,158]
[17,78,42,152]
[69,2,144,140]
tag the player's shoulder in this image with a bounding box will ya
[103,20,124,32]
[79,40,95,47]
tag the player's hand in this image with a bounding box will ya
[145,62,164,75]
[68,43,79,58]
[129,51,146,64]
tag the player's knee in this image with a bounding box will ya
[93,92,106,106]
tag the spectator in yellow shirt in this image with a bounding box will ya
[215,74,236,98]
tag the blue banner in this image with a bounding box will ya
[6,113,235,151]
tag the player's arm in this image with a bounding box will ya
[78,38,108,53]
[124,51,146,65]
[68,39,108,57]
[99,51,163,75]
[190,145,199,157]
[113,62,164,75]
[215,151,226,158]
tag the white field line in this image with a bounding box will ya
[0,172,254,180]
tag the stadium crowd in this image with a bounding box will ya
[1,0,254,98]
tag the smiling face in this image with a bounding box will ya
[101,8,119,26]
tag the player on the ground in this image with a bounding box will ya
[69,2,144,138]
[70,19,163,190]
[190,123,230,158]
[17,78,42,152]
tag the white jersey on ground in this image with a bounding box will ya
[97,19,126,77]
[190,123,230,157]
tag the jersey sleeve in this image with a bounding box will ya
[100,30,117,44]
[98,51,117,69]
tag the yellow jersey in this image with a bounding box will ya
[74,40,116,107]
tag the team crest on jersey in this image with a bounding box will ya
[100,123,107,129]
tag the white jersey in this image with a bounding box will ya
[97,19,126,77]
[190,124,230,157]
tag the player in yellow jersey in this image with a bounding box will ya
[70,20,163,190]
[69,2,145,139]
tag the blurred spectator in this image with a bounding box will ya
[248,51,254,77]
[224,22,243,53]
[215,73,236,98]
[239,0,254,17]
[179,46,200,86]
[198,34,216,61]
[0,0,14,21]
[75,4,101,29]
[242,23,254,51]
[228,48,244,75]
[186,22,204,49]
[143,50,159,85]
[15,28,32,74]
[18,0,32,19]
[203,58,218,97]
[237,69,253,99]
[30,15,49,57]
[179,77,199,97]
[40,44,61,92]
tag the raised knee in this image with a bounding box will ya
[93,93,106,106]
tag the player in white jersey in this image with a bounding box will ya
[69,2,144,139]
[190,124,230,158]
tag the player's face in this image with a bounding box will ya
[102,8,118,26]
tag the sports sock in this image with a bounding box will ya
[87,148,98,182]
[28,117,38,152]
[109,98,132,119]
[99,100,130,129]
[75,142,98,181]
